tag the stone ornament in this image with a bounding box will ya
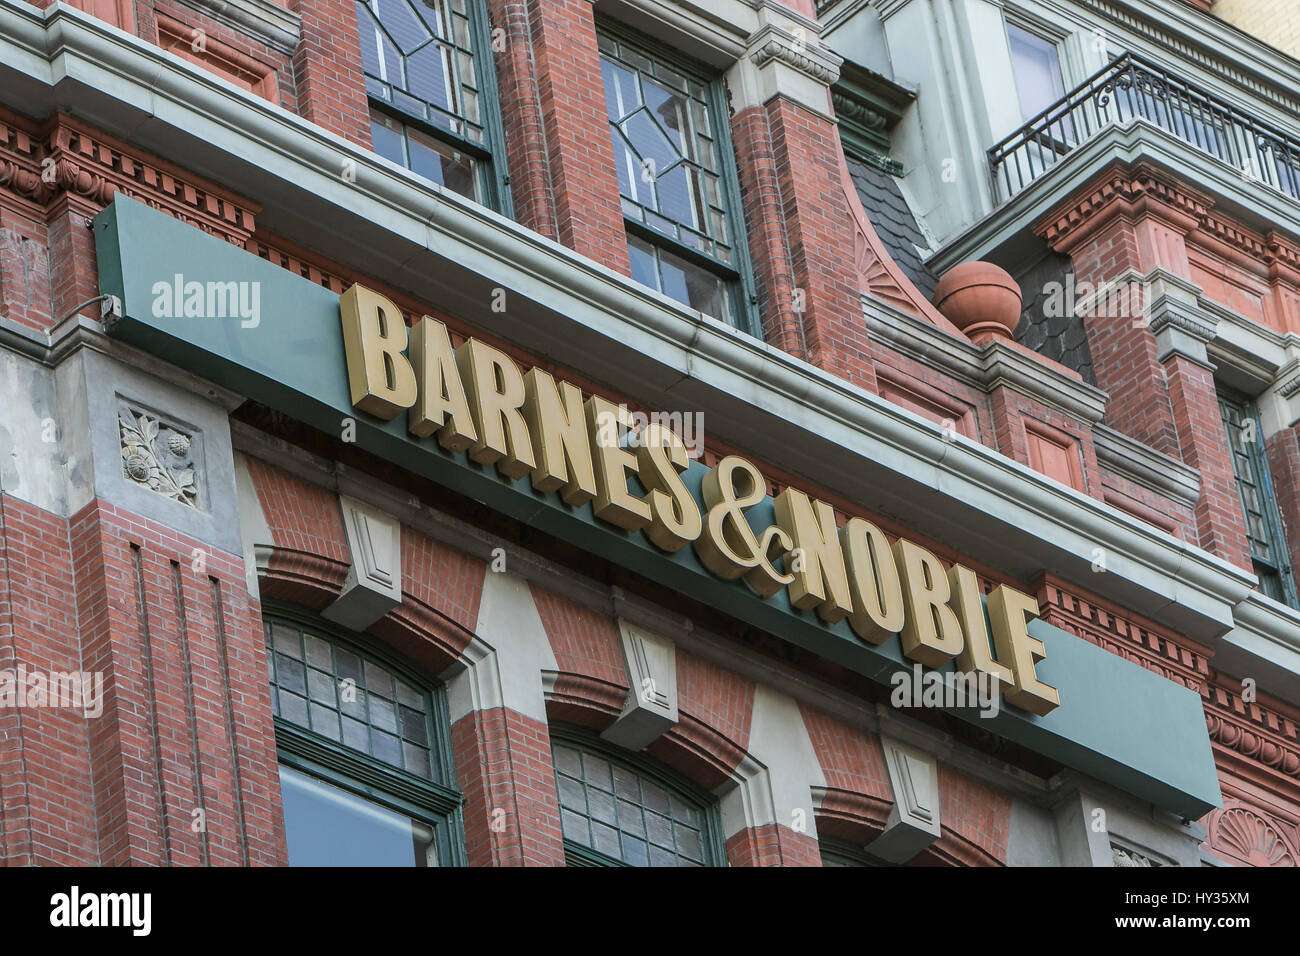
[118,404,200,508]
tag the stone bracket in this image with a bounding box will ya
[1148,294,1220,366]
[866,736,942,863]
[600,618,679,751]
[321,495,402,630]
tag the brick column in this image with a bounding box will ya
[289,0,373,146]
[451,708,565,865]
[484,0,558,242]
[495,0,629,273]
[1036,167,1203,456]
[1265,426,1300,594]
[1038,165,1254,570]
[727,24,877,392]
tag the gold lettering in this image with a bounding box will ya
[947,564,1015,693]
[585,396,651,531]
[636,423,701,553]
[339,283,416,419]
[893,538,964,667]
[840,517,904,643]
[694,456,793,597]
[774,488,852,623]
[987,585,1059,716]
[408,316,477,451]
[522,368,597,506]
[455,338,536,479]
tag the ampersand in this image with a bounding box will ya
[694,455,794,597]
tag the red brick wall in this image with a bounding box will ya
[0,496,97,865]
[288,0,373,146]
[452,707,564,866]
[0,495,285,866]
[519,0,630,272]
[764,98,877,393]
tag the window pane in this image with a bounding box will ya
[371,108,477,200]
[265,619,436,779]
[599,30,734,261]
[554,739,713,866]
[1219,393,1297,608]
[1007,24,1066,120]
[356,0,483,143]
[280,765,436,866]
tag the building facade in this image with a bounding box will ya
[0,0,1296,867]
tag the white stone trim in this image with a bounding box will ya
[172,0,301,55]
[600,618,680,750]
[1092,425,1200,510]
[321,495,404,630]
[867,735,941,862]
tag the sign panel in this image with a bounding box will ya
[94,195,1222,818]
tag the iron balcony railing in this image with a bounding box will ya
[988,52,1300,203]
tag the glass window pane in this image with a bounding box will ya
[280,765,436,866]
[554,739,714,866]
[266,619,439,768]
[1007,24,1066,121]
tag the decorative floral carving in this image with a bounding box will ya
[118,407,200,508]
[1112,844,1158,867]
[1212,807,1297,867]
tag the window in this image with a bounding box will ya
[357,0,508,208]
[1007,24,1067,122]
[552,730,724,866]
[598,25,756,332]
[819,836,882,867]
[266,608,465,865]
[1219,392,1298,608]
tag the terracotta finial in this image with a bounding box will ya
[932,261,1022,345]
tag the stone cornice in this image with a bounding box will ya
[863,297,1108,425]
[1092,424,1201,510]
[747,23,842,86]
[831,59,913,166]
[174,0,301,55]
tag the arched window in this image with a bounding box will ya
[819,836,883,867]
[265,607,464,866]
[551,729,724,867]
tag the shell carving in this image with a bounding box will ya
[1213,807,1296,867]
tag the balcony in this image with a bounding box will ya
[989,53,1300,203]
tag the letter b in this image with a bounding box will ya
[339,284,417,419]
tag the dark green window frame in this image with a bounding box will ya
[819,835,884,867]
[357,0,513,214]
[265,602,467,866]
[1218,390,1298,609]
[596,20,760,336]
[551,726,726,867]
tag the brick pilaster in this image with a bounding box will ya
[515,0,629,273]
[289,0,373,146]
[1163,354,1253,570]
[761,97,877,392]
[451,707,565,866]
